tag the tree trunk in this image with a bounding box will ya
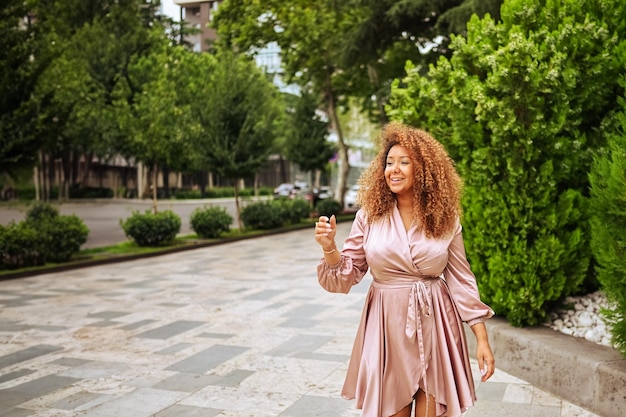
[61,147,71,200]
[162,165,170,198]
[82,152,93,186]
[234,179,243,231]
[152,161,158,214]
[33,165,40,201]
[324,72,350,206]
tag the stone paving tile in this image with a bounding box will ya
[0,223,603,417]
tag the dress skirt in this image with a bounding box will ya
[341,277,476,417]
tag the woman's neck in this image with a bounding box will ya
[395,194,413,211]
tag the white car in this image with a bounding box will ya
[344,184,360,210]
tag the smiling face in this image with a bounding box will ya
[384,144,414,198]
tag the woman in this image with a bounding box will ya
[314,122,495,417]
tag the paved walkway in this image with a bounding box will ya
[0,223,602,417]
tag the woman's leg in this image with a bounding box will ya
[414,389,436,417]
[390,401,413,417]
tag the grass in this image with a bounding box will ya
[0,213,356,280]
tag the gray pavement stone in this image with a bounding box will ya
[134,320,204,340]
[165,345,249,374]
[281,395,352,417]
[0,345,63,369]
[154,404,222,417]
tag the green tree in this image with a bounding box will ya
[199,50,282,229]
[340,0,503,124]
[388,0,626,326]
[589,80,626,357]
[214,0,354,206]
[0,1,41,179]
[167,49,220,197]
[23,0,170,199]
[122,42,198,213]
[284,90,333,192]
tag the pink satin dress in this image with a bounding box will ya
[317,207,494,417]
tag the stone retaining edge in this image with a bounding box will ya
[464,317,626,417]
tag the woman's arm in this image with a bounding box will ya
[470,321,495,381]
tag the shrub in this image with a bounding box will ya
[315,199,342,218]
[22,202,90,263]
[26,201,60,222]
[240,201,285,230]
[589,104,626,357]
[288,199,311,223]
[0,222,46,269]
[276,199,311,225]
[69,186,114,199]
[120,210,181,247]
[175,189,202,199]
[385,0,626,325]
[190,206,233,239]
[43,215,90,262]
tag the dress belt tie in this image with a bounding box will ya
[405,281,431,338]
[405,280,432,406]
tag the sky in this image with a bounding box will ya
[161,0,179,20]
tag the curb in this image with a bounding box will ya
[465,317,626,417]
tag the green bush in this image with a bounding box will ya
[175,189,202,199]
[240,201,285,230]
[0,222,45,269]
[291,199,312,221]
[174,187,273,199]
[14,186,59,200]
[386,0,626,326]
[22,202,90,263]
[69,186,114,199]
[315,199,342,218]
[43,215,90,262]
[120,210,181,247]
[26,201,60,222]
[276,199,311,224]
[589,102,626,357]
[190,206,233,238]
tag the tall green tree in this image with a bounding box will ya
[284,90,333,192]
[340,0,503,124]
[388,0,626,326]
[199,50,283,229]
[23,0,170,199]
[0,1,41,179]
[121,41,198,213]
[214,0,354,206]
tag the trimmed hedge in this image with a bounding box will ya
[315,199,342,218]
[120,210,181,247]
[240,202,285,230]
[0,202,89,269]
[190,206,233,239]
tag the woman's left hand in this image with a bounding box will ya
[476,340,495,382]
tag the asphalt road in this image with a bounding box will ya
[0,198,264,249]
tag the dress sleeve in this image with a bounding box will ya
[317,210,369,294]
[444,221,495,324]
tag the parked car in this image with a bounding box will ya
[274,181,311,200]
[344,184,360,210]
[273,183,295,199]
[312,186,334,205]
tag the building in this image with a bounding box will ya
[173,0,221,52]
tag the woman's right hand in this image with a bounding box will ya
[315,215,337,251]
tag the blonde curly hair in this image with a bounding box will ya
[357,122,463,238]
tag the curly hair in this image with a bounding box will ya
[357,122,463,238]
